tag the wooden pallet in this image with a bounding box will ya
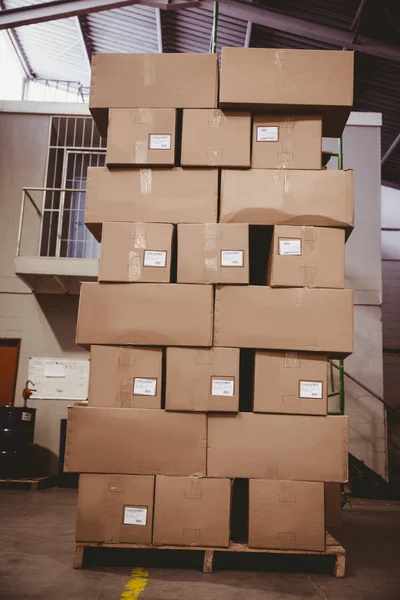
[0,476,54,490]
[74,532,346,577]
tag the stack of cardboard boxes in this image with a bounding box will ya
[65,48,354,553]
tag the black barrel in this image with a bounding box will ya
[0,407,36,478]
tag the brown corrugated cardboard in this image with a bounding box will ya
[90,53,219,137]
[181,109,251,167]
[65,407,207,476]
[220,169,354,230]
[88,346,162,409]
[76,283,213,347]
[219,48,354,137]
[106,108,176,166]
[249,480,325,551]
[325,482,342,528]
[76,474,154,543]
[207,413,348,482]
[214,286,354,357]
[153,476,231,547]
[86,167,218,242]
[252,115,322,169]
[166,347,239,412]
[177,224,249,284]
[267,225,345,289]
[98,222,174,283]
[254,351,328,416]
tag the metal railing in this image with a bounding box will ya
[16,187,100,260]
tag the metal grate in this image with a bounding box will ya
[40,116,106,259]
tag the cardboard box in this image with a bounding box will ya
[77,283,213,347]
[207,413,348,482]
[153,476,231,547]
[88,345,162,409]
[65,407,207,476]
[252,115,322,169]
[219,48,354,137]
[220,169,354,230]
[177,224,249,284]
[214,286,354,357]
[76,474,154,543]
[90,52,219,137]
[325,482,342,528]
[181,109,251,167]
[98,222,174,283]
[254,351,328,416]
[86,167,218,241]
[106,108,176,166]
[166,347,239,412]
[267,225,345,289]
[249,480,325,551]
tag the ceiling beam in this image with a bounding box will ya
[75,16,92,74]
[381,133,400,165]
[351,0,368,43]
[0,0,33,77]
[202,0,400,63]
[155,7,163,53]
[0,0,198,30]
[244,20,252,47]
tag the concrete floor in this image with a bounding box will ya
[0,489,400,600]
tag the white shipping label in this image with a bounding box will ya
[123,507,147,526]
[299,381,323,399]
[279,239,302,256]
[144,250,167,267]
[220,250,244,267]
[211,379,235,396]
[133,378,157,396]
[257,126,279,142]
[149,134,171,150]
[21,412,32,421]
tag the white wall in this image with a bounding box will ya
[333,120,387,478]
[0,110,89,475]
[381,185,400,409]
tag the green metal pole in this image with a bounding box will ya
[209,0,219,53]
[338,137,343,170]
[338,137,345,415]
[339,359,345,414]
[329,360,335,394]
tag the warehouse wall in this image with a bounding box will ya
[381,185,400,408]
[0,109,89,475]
[327,115,386,478]
[381,184,400,493]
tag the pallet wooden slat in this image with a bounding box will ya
[73,532,346,576]
[0,476,53,490]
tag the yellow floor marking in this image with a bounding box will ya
[120,567,149,599]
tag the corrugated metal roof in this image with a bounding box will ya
[161,5,247,53]
[4,0,90,86]
[2,0,400,185]
[85,5,159,54]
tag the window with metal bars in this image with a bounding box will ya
[40,116,106,259]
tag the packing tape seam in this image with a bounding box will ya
[128,250,142,281]
[140,169,152,195]
[135,140,148,164]
[204,223,218,272]
[143,54,156,87]
[210,109,222,127]
[275,49,286,71]
[136,107,151,124]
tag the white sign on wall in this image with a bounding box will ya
[28,357,89,400]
